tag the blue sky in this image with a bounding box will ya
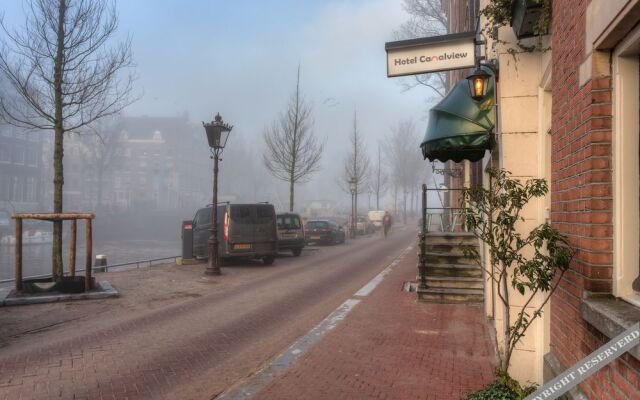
[2,0,436,203]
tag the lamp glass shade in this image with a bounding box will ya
[466,68,490,101]
[204,115,232,149]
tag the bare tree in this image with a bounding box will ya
[77,116,123,210]
[372,144,388,210]
[342,111,370,232]
[394,0,449,98]
[385,119,421,224]
[263,66,323,212]
[0,0,135,280]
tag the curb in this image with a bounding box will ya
[0,281,119,306]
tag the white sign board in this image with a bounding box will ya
[386,32,476,77]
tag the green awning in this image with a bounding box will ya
[420,67,496,163]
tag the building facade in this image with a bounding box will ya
[546,0,640,398]
[57,114,212,213]
[0,124,44,213]
[420,0,640,396]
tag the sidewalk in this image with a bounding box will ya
[252,245,496,400]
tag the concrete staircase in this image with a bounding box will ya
[416,232,484,304]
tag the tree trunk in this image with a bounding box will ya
[394,185,398,215]
[501,270,511,372]
[289,179,294,212]
[52,0,67,282]
[97,165,104,210]
[403,189,407,224]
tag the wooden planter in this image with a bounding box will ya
[12,213,95,292]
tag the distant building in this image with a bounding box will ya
[54,114,211,213]
[0,124,44,213]
[304,200,338,219]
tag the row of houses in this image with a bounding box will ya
[414,0,639,398]
[0,114,212,215]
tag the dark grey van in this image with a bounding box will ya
[192,203,278,265]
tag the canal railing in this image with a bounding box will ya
[0,255,180,285]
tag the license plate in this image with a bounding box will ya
[234,243,251,250]
[282,233,297,238]
[310,236,321,240]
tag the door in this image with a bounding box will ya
[192,207,212,259]
[255,204,277,246]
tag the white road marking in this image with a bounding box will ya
[215,243,414,400]
[354,245,413,297]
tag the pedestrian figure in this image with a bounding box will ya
[383,212,392,238]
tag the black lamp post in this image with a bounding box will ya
[466,66,491,101]
[203,113,233,276]
[349,178,357,238]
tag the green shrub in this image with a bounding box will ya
[462,370,536,400]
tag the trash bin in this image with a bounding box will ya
[181,220,193,260]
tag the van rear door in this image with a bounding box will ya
[254,204,277,253]
[228,205,255,250]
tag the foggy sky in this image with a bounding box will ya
[2,0,438,211]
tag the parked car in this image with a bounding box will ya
[305,219,345,245]
[356,216,375,235]
[191,203,278,265]
[276,212,305,256]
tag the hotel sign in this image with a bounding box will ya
[385,31,477,77]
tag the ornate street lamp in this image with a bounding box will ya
[203,113,233,276]
[466,66,491,101]
[349,178,357,239]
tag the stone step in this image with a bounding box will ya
[425,243,478,253]
[426,252,476,266]
[426,276,484,290]
[416,287,484,304]
[424,232,477,243]
[425,264,483,278]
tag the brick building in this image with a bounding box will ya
[417,0,639,396]
[545,0,640,398]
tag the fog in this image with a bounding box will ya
[0,0,444,275]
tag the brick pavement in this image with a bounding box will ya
[0,229,418,400]
[252,247,496,400]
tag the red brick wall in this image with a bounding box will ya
[550,0,640,398]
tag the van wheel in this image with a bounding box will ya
[292,248,302,257]
[262,256,275,265]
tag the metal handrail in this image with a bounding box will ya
[0,255,179,284]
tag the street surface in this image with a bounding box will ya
[0,226,416,400]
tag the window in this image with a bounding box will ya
[11,176,23,202]
[612,29,640,305]
[25,177,37,202]
[0,145,10,163]
[306,221,328,230]
[194,208,212,226]
[26,148,38,166]
[277,215,301,230]
[256,205,275,224]
[230,205,253,225]
[0,174,10,200]
[12,145,25,164]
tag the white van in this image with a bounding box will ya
[367,210,386,229]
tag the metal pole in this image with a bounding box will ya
[418,184,427,290]
[15,218,22,292]
[69,219,77,277]
[206,150,221,275]
[85,218,92,290]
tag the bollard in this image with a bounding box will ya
[94,254,107,273]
